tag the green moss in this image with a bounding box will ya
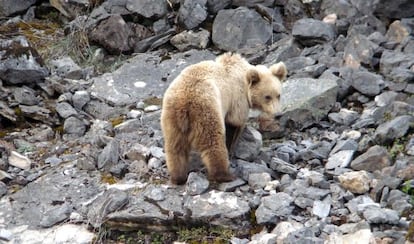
[389,138,406,159]
[109,116,125,127]
[100,173,118,185]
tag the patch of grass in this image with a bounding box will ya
[402,180,414,205]
[177,226,235,244]
[100,173,118,185]
[389,138,406,160]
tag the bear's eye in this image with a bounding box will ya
[277,94,280,99]
[265,95,272,101]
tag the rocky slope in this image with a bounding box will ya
[0,0,414,243]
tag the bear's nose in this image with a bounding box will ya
[274,113,283,120]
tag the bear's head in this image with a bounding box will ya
[247,62,287,116]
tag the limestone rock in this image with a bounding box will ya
[338,171,371,194]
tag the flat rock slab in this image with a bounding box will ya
[105,188,251,232]
[0,163,103,228]
[89,50,215,106]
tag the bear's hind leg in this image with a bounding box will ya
[192,116,235,183]
[165,139,190,185]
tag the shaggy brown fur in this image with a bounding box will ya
[161,53,287,184]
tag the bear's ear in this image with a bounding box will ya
[246,69,260,85]
[270,62,287,81]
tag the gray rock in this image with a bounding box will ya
[89,50,215,106]
[217,178,246,192]
[292,18,336,46]
[186,172,209,195]
[13,86,40,106]
[236,160,274,181]
[126,0,168,19]
[234,126,262,161]
[326,150,354,170]
[256,192,294,224]
[56,102,78,119]
[0,0,36,17]
[232,0,274,7]
[49,56,83,79]
[363,206,399,225]
[89,15,131,54]
[170,29,210,51]
[380,50,414,81]
[212,7,271,51]
[351,71,384,96]
[143,185,166,201]
[328,108,359,126]
[0,164,102,228]
[268,157,298,175]
[125,143,150,161]
[87,189,129,228]
[0,36,48,85]
[206,0,231,13]
[374,115,413,144]
[72,91,90,110]
[114,119,141,134]
[350,145,391,172]
[343,34,378,68]
[63,117,86,136]
[278,78,338,130]
[184,190,250,228]
[330,139,359,155]
[0,181,7,197]
[375,0,414,19]
[248,172,271,189]
[19,105,52,123]
[39,204,72,228]
[374,91,399,107]
[178,0,207,29]
[133,28,175,53]
[97,139,119,170]
[313,197,331,218]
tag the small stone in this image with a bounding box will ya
[338,171,371,194]
[250,231,277,244]
[147,157,163,169]
[56,102,78,119]
[328,108,359,125]
[72,91,90,110]
[13,86,40,105]
[264,180,280,191]
[125,143,150,161]
[350,145,391,172]
[8,151,31,170]
[170,29,210,51]
[256,192,294,224]
[186,172,209,195]
[114,119,141,134]
[325,150,354,170]
[269,157,298,175]
[40,204,72,228]
[248,172,271,189]
[144,185,166,201]
[363,206,399,224]
[144,105,160,112]
[374,91,398,107]
[63,117,86,136]
[127,109,142,119]
[312,197,331,218]
[0,228,13,241]
[374,115,413,144]
[217,178,246,192]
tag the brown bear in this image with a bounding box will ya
[161,53,287,184]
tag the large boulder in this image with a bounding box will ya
[0,36,48,85]
[212,7,272,51]
[0,0,36,17]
